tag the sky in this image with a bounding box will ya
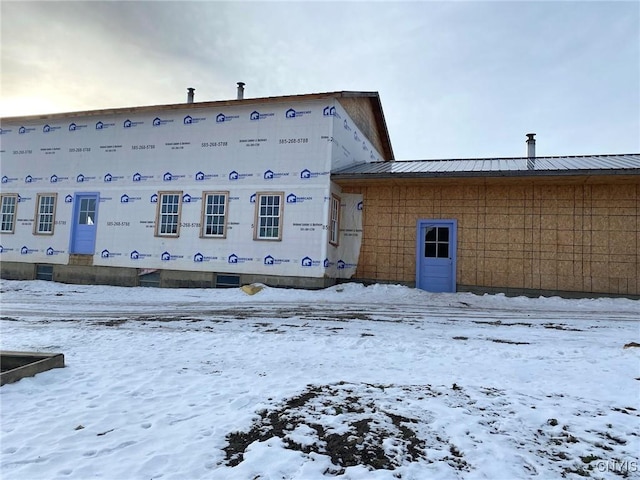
[0,1,638,160]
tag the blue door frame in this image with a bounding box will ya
[416,219,457,292]
[69,192,99,254]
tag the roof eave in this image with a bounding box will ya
[0,90,381,123]
[332,169,640,181]
[369,94,394,161]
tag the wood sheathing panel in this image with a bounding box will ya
[341,177,640,295]
[337,97,389,161]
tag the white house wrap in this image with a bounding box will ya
[0,91,391,288]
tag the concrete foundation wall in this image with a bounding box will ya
[341,177,640,297]
[159,270,216,288]
[0,261,335,290]
[52,265,139,286]
[240,273,335,290]
[0,262,37,280]
[157,271,334,289]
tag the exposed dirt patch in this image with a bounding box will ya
[222,383,470,475]
[542,323,583,332]
[95,319,128,327]
[533,415,638,478]
[491,338,531,345]
[473,320,533,327]
[221,382,638,477]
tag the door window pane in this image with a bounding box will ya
[79,198,96,225]
[424,226,450,258]
[425,227,436,241]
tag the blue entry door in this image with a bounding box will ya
[70,193,99,254]
[416,219,457,292]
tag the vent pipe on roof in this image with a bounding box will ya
[526,133,536,170]
[237,82,245,100]
[187,87,195,103]
[526,133,536,158]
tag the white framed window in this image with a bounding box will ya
[34,193,57,235]
[329,194,340,246]
[155,191,182,237]
[0,193,18,234]
[254,192,283,241]
[201,191,228,238]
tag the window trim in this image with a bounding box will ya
[154,191,183,237]
[329,194,340,246]
[200,191,229,239]
[253,191,284,241]
[33,193,57,235]
[0,193,18,234]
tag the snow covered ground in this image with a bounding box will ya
[1,280,638,480]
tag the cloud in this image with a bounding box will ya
[1,1,638,158]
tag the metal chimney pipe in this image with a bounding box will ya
[187,87,195,103]
[237,82,245,100]
[526,133,536,158]
[526,133,536,170]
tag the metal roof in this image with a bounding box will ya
[332,154,640,179]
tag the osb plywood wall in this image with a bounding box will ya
[341,180,639,295]
[338,97,386,160]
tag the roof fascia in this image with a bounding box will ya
[332,169,640,182]
[0,91,377,123]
